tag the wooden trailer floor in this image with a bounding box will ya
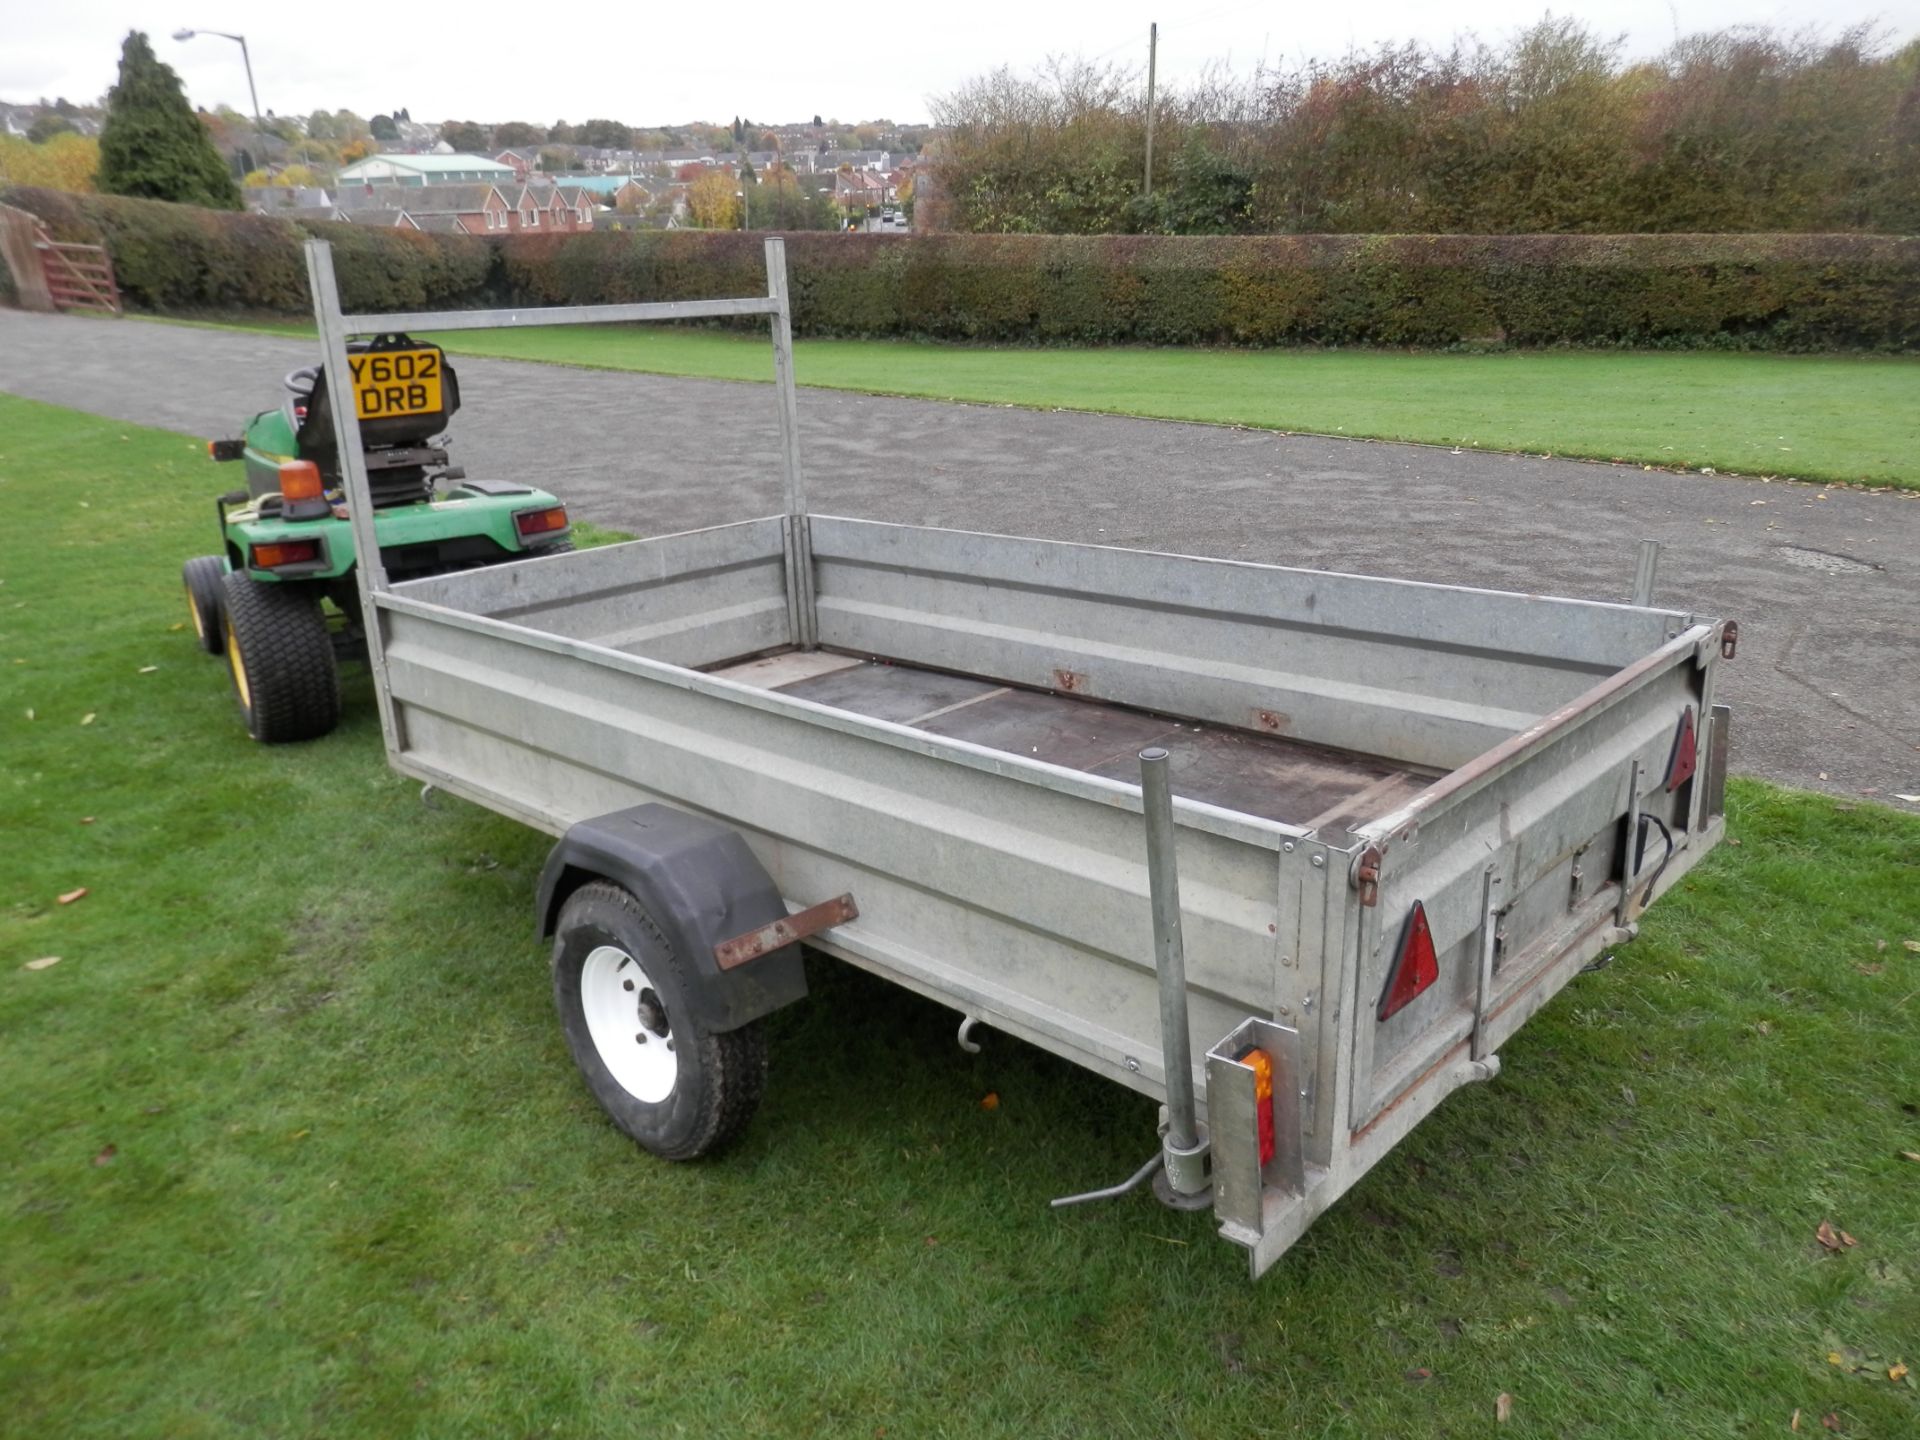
[711,651,1440,843]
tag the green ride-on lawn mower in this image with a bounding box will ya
[182,334,572,743]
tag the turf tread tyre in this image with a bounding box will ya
[182,555,226,655]
[220,572,341,743]
[552,881,767,1161]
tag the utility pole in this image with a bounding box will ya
[1143,21,1158,199]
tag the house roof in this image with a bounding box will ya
[244,185,335,212]
[342,183,504,214]
[410,213,472,234]
[338,152,515,180]
[331,208,417,228]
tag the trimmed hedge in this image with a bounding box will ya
[8,186,1917,350]
[4,187,495,315]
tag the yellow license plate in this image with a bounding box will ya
[348,348,443,420]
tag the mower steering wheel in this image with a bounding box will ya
[284,365,321,398]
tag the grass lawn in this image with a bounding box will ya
[148,313,1920,492]
[4,392,1918,1437]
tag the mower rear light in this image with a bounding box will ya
[1665,707,1698,792]
[1377,900,1440,1021]
[251,540,320,570]
[277,460,325,503]
[207,438,245,462]
[1241,1046,1277,1166]
[514,505,569,541]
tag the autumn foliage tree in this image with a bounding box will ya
[97,31,241,210]
[930,20,1920,235]
[0,133,100,192]
[688,169,741,228]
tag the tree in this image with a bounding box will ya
[575,118,632,149]
[242,162,318,188]
[27,113,77,142]
[688,169,740,227]
[494,120,543,148]
[731,115,744,142]
[812,113,823,127]
[441,119,490,152]
[548,120,578,143]
[96,30,241,209]
[370,112,399,140]
[0,133,100,192]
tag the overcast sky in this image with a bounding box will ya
[6,2,1917,127]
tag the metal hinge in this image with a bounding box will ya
[1353,845,1383,908]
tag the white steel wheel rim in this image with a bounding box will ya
[580,944,678,1103]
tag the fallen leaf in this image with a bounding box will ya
[1855,963,1884,976]
[1829,1351,1847,1366]
[1817,1221,1844,1251]
[1791,1411,1801,1432]
[1904,941,1920,954]
[1405,1367,1432,1383]
[138,665,157,674]
[1496,1393,1514,1423]
[979,1092,999,1111]
[1840,1230,1858,1247]
[79,817,94,825]
[23,956,61,971]
[1891,1363,1909,1382]
[1822,1414,1840,1432]
[92,1144,117,1167]
[290,1129,310,1140]
[168,622,186,631]
[1900,1152,1920,1163]
[1895,794,1920,804]
[57,887,89,905]
[80,713,95,726]
[24,708,33,721]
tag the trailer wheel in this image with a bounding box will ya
[220,572,341,743]
[182,556,227,655]
[552,881,767,1160]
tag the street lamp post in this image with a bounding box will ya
[172,28,269,176]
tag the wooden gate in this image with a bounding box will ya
[0,203,121,316]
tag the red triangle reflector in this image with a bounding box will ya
[1377,900,1440,1021]
[1665,707,1698,792]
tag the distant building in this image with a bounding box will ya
[243,185,336,216]
[335,152,517,187]
[494,149,533,181]
[337,181,514,233]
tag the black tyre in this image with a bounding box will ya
[552,881,767,1160]
[182,556,227,656]
[220,572,341,744]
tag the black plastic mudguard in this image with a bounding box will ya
[534,804,807,1033]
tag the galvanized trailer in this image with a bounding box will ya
[305,239,1733,1279]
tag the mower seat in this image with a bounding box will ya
[296,335,463,508]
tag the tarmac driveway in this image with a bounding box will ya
[4,307,1915,804]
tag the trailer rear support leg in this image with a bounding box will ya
[1140,746,1211,1205]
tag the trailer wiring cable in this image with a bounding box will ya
[1636,813,1676,907]
[1582,812,1676,975]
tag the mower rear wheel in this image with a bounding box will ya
[182,556,227,656]
[220,573,341,743]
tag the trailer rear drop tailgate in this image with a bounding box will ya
[1351,623,1729,1131]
